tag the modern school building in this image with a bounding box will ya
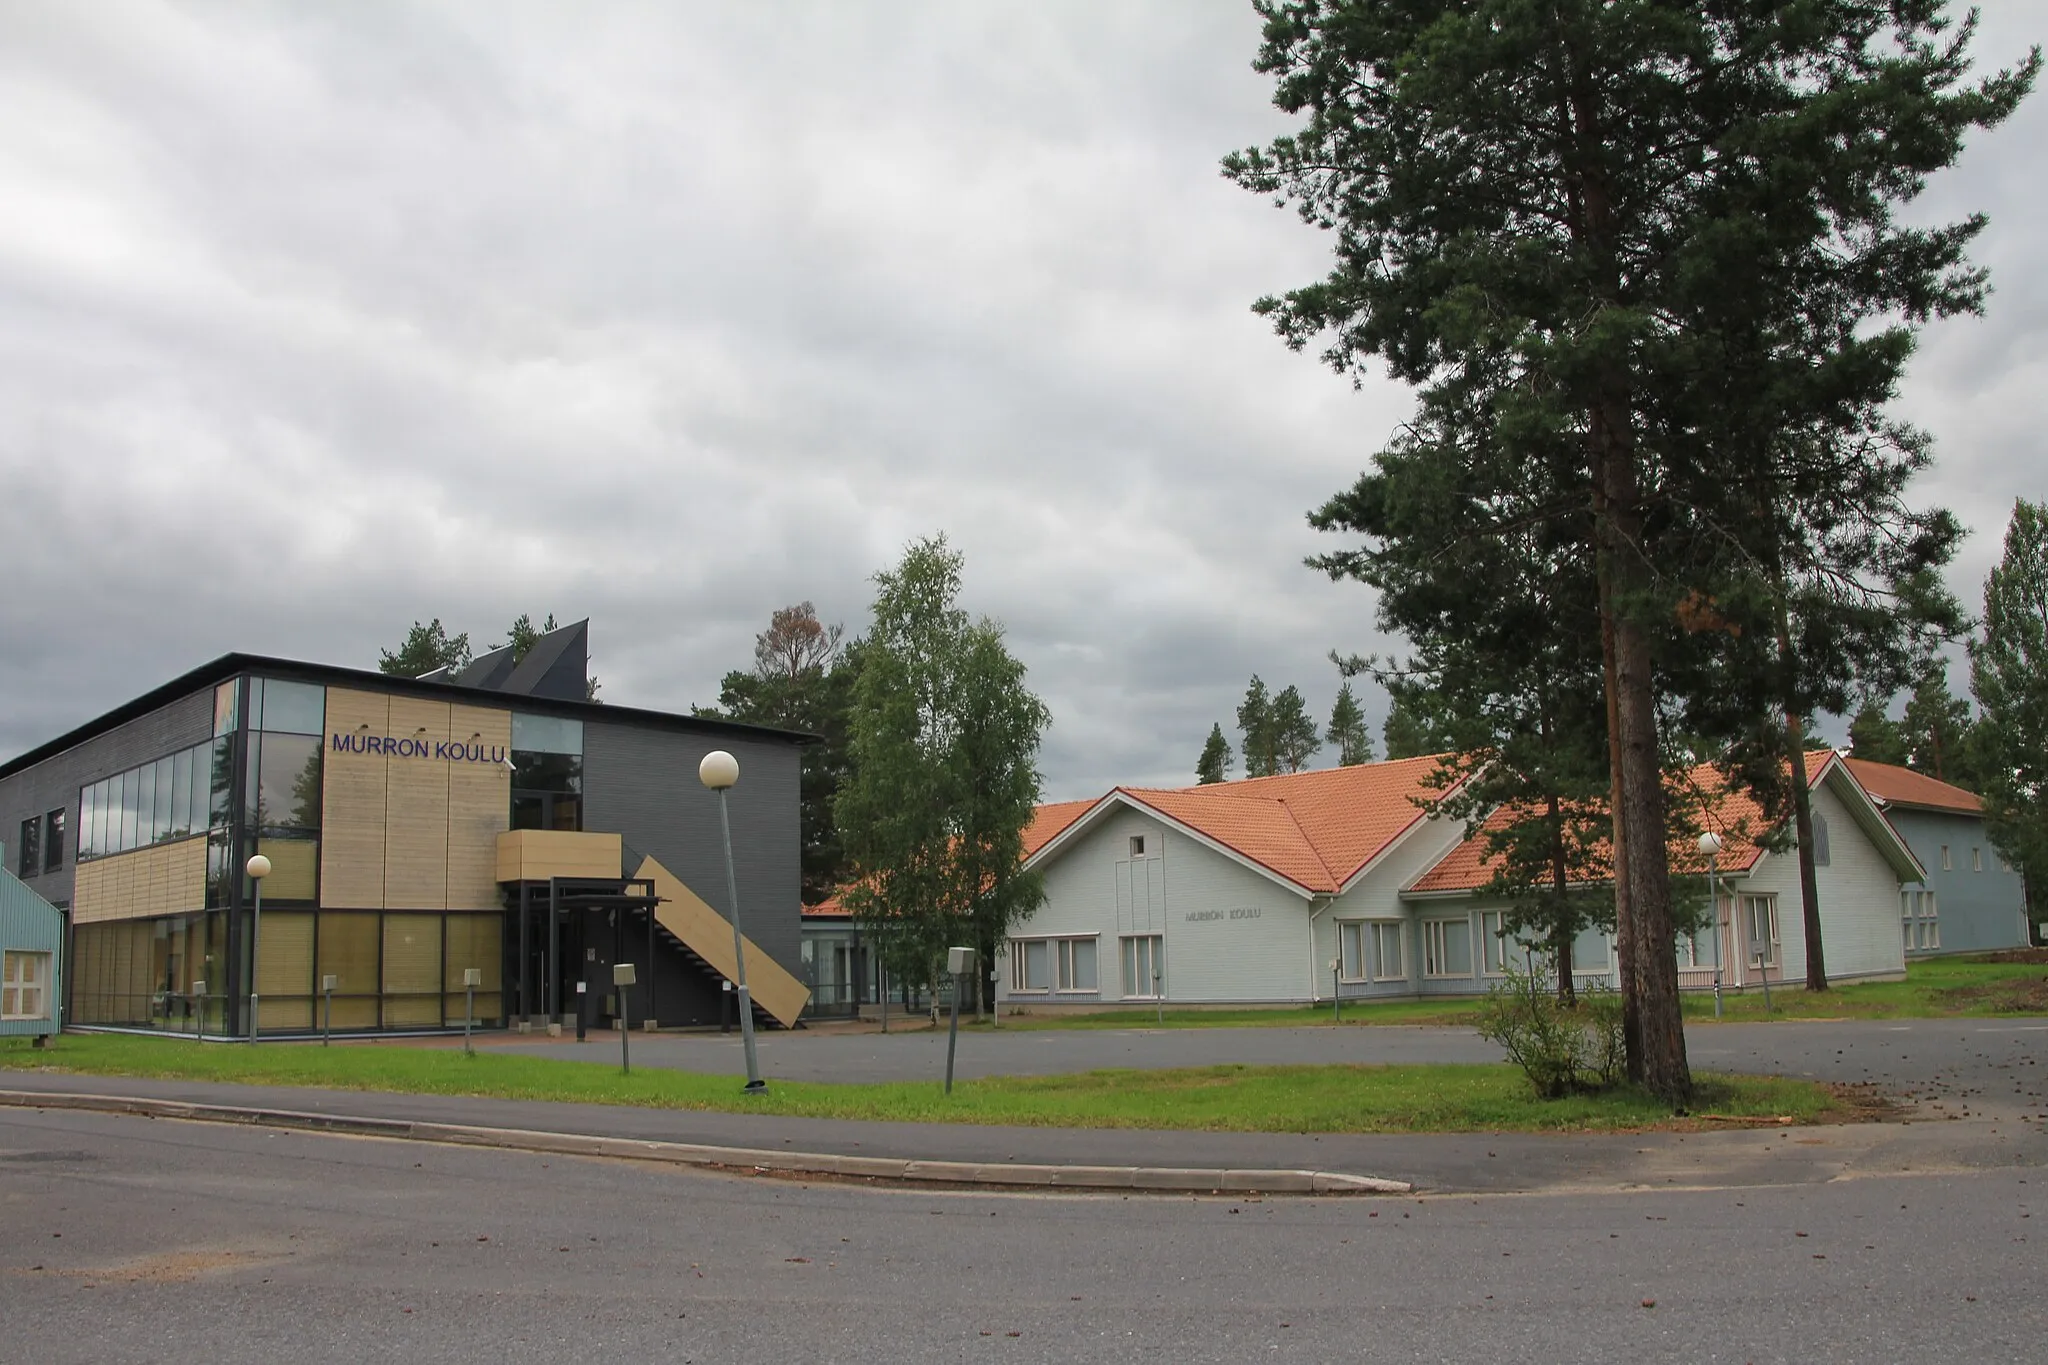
[0,621,811,1038]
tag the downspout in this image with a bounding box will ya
[1307,894,1334,1003]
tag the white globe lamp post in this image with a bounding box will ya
[245,853,272,1042]
[700,750,765,1092]
[1696,831,1724,1019]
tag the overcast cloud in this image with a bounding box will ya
[2,2,2043,800]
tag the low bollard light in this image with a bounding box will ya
[614,962,637,1075]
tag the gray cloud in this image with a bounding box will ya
[2,2,2042,801]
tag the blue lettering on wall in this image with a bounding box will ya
[330,733,506,766]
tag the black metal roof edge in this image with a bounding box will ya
[0,650,817,782]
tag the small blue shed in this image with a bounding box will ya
[2,852,64,1043]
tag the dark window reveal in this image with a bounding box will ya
[43,809,64,873]
[16,817,38,877]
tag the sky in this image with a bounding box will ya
[2,2,2044,802]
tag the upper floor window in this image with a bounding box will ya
[42,809,63,873]
[1129,835,1147,859]
[1972,847,1983,873]
[252,678,326,736]
[1940,845,1953,871]
[1810,813,1830,867]
[14,817,39,878]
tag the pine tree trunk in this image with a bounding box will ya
[1549,794,1577,1006]
[1784,712,1829,992]
[1593,411,1693,1106]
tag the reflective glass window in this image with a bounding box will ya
[135,762,158,847]
[511,714,582,755]
[151,756,174,840]
[256,680,325,736]
[78,784,95,861]
[214,680,240,736]
[510,751,581,794]
[255,733,323,831]
[206,831,233,909]
[209,736,234,828]
[119,768,139,852]
[170,749,192,837]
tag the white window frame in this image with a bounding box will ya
[1941,844,1952,871]
[1972,847,1983,873]
[1128,835,1148,859]
[1480,911,1543,977]
[2,951,53,1021]
[1742,894,1780,970]
[1422,917,1475,979]
[1901,887,1940,952]
[1120,934,1163,998]
[1007,935,1099,994]
[1337,920,1407,983]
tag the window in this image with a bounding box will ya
[1972,847,1983,873]
[1129,835,1147,859]
[1742,894,1780,969]
[1338,921,1406,982]
[1810,813,1830,867]
[76,738,223,863]
[1480,911,1544,976]
[1008,936,1097,992]
[2,951,52,1020]
[1941,845,1952,871]
[42,809,64,873]
[1121,935,1163,997]
[252,678,325,736]
[1901,888,1940,952]
[16,817,39,877]
[1423,918,1473,977]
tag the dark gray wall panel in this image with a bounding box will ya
[581,721,804,977]
[0,687,215,909]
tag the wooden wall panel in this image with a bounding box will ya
[321,689,389,909]
[383,696,450,910]
[495,830,622,883]
[70,837,207,925]
[445,704,511,910]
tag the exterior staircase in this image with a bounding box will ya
[628,854,810,1028]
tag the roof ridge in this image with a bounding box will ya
[1273,795,1338,890]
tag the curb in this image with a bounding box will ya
[0,1089,1411,1196]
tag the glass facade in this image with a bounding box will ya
[67,674,519,1036]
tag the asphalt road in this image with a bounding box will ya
[481,1017,2048,1117]
[3,1106,2042,1364]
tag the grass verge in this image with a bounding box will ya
[1,1033,1846,1134]
[985,956,2047,1030]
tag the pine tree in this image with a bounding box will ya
[1326,681,1374,766]
[1196,724,1234,785]
[1970,499,2048,910]
[1228,0,2034,1102]
[1902,662,1979,788]
[1381,684,1450,761]
[1270,684,1322,773]
[1236,676,1277,778]
[377,619,470,677]
[1847,700,1910,766]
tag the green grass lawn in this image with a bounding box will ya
[0,1033,1843,1134]
[983,955,2047,1031]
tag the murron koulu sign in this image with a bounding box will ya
[329,733,508,764]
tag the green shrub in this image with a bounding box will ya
[1476,963,1625,1097]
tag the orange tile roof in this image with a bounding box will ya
[1081,755,1450,894]
[1842,757,1982,815]
[802,799,1096,919]
[1024,799,1097,858]
[1408,752,1833,894]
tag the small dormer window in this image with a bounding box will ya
[1129,835,1147,859]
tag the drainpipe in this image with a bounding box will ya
[1307,895,1334,1003]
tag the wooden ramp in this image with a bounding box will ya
[629,855,810,1028]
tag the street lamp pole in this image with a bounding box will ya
[1697,831,1723,1020]
[245,854,271,1043]
[700,750,765,1093]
